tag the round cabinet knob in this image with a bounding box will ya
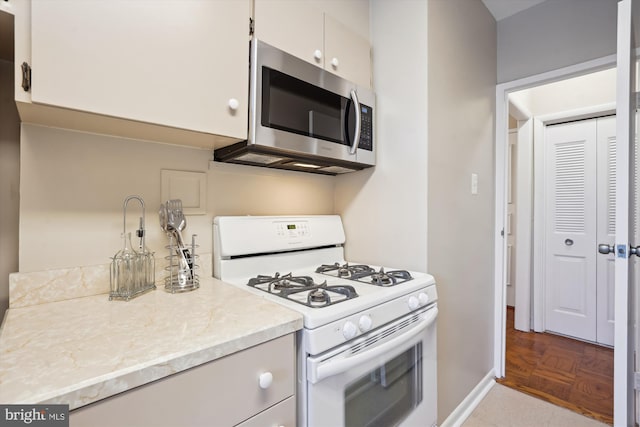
[331,57,339,68]
[418,292,429,306]
[408,296,419,310]
[313,49,323,61]
[358,315,373,332]
[342,321,357,340]
[228,98,239,111]
[258,372,273,389]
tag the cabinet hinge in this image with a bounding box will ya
[21,62,31,92]
[249,17,254,36]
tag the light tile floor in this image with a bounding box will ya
[462,384,610,427]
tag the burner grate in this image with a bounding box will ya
[247,272,358,308]
[316,263,413,287]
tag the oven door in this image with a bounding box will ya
[305,305,437,427]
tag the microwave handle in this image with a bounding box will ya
[307,306,438,384]
[348,89,361,155]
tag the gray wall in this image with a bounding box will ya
[428,0,497,422]
[498,0,618,83]
[0,59,20,319]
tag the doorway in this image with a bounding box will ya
[494,61,618,422]
[505,67,617,340]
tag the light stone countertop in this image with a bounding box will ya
[0,276,303,410]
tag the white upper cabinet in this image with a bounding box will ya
[253,0,371,87]
[253,0,325,68]
[323,14,371,88]
[15,0,250,148]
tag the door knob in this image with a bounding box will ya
[631,245,640,257]
[598,244,615,254]
[565,238,574,246]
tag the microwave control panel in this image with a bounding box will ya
[358,104,373,151]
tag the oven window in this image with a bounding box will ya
[344,343,423,427]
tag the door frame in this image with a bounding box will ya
[508,96,533,333]
[530,105,616,335]
[493,54,617,378]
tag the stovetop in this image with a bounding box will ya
[246,263,415,309]
[218,256,435,330]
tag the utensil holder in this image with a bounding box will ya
[164,233,199,293]
[110,195,156,301]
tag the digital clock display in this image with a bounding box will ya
[287,224,296,230]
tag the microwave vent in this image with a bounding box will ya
[234,152,285,165]
[319,165,358,174]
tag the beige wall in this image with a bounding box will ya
[0,59,20,317]
[428,0,496,423]
[335,0,428,273]
[19,124,335,272]
[510,67,616,117]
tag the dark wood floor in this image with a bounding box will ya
[497,307,614,425]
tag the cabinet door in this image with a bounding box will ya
[30,0,249,139]
[253,0,324,67]
[324,14,371,87]
[254,1,371,88]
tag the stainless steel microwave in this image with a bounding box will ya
[214,39,375,175]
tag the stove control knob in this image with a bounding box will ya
[358,315,373,332]
[343,321,358,340]
[408,296,419,310]
[418,292,430,306]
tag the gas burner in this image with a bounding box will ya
[367,268,413,287]
[248,273,316,294]
[316,263,375,279]
[316,263,414,287]
[309,288,329,303]
[247,273,358,308]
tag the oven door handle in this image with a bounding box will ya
[307,307,438,384]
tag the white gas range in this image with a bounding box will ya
[213,215,437,427]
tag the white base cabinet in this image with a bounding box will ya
[14,0,250,149]
[69,334,295,427]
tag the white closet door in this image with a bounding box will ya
[544,119,598,342]
[596,116,617,346]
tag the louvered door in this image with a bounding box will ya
[544,119,598,342]
[596,116,616,346]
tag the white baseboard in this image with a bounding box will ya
[440,371,496,427]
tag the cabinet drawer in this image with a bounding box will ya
[70,334,295,427]
[235,396,296,427]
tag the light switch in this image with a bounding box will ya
[471,173,478,195]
